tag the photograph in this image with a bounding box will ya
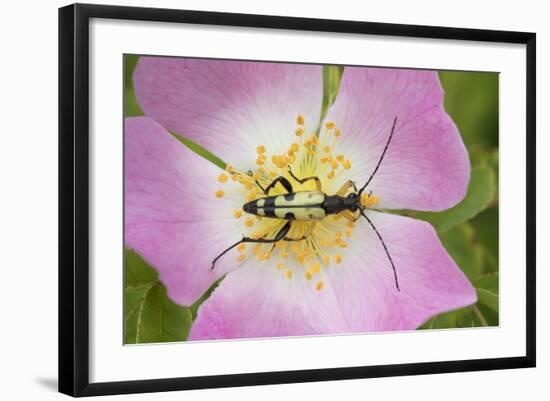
[123,55,499,343]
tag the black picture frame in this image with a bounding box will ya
[59,3,536,397]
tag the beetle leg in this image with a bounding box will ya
[336,180,358,196]
[211,222,292,269]
[340,210,360,222]
[283,222,316,241]
[257,176,293,195]
[287,166,322,191]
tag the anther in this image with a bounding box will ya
[218,173,228,183]
[296,114,305,125]
[315,280,324,291]
[233,209,243,218]
[215,189,225,198]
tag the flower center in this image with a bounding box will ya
[214,115,380,290]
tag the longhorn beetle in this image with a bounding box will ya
[212,116,399,291]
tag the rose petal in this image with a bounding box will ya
[189,260,350,340]
[324,211,477,331]
[134,57,323,169]
[189,211,476,339]
[125,117,244,305]
[326,67,470,211]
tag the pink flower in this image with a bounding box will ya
[125,57,476,340]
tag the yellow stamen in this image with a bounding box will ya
[277,263,285,270]
[233,209,243,219]
[345,226,353,237]
[315,280,324,291]
[361,193,380,208]
[245,217,254,227]
[336,154,344,162]
[215,189,225,198]
[343,159,351,170]
[285,270,293,279]
[238,254,246,262]
[256,145,266,154]
[296,114,305,125]
[225,164,233,173]
[335,254,343,264]
[327,170,335,179]
[334,128,342,137]
[323,145,331,153]
[325,121,335,129]
[218,173,228,183]
[295,127,305,137]
[331,160,339,169]
[305,271,313,280]
[237,243,246,252]
[312,263,321,273]
[322,255,330,266]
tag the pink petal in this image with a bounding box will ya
[327,67,470,211]
[323,211,477,331]
[189,211,476,340]
[133,57,323,169]
[188,262,351,340]
[125,117,243,305]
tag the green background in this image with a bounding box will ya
[123,56,499,343]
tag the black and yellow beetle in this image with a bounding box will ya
[212,116,400,290]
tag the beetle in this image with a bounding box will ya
[211,116,400,290]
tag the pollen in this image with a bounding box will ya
[256,155,266,165]
[361,193,380,208]
[218,114,363,291]
[218,173,229,183]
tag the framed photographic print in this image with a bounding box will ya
[58,3,536,397]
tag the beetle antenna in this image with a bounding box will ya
[358,116,398,196]
[360,210,400,291]
[211,238,245,270]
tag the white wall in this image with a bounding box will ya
[0,0,546,399]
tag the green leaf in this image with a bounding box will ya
[470,206,499,273]
[190,277,223,320]
[439,71,499,150]
[405,164,495,233]
[475,272,499,313]
[170,131,226,169]
[124,55,144,117]
[320,65,344,122]
[124,249,192,344]
[439,223,484,281]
